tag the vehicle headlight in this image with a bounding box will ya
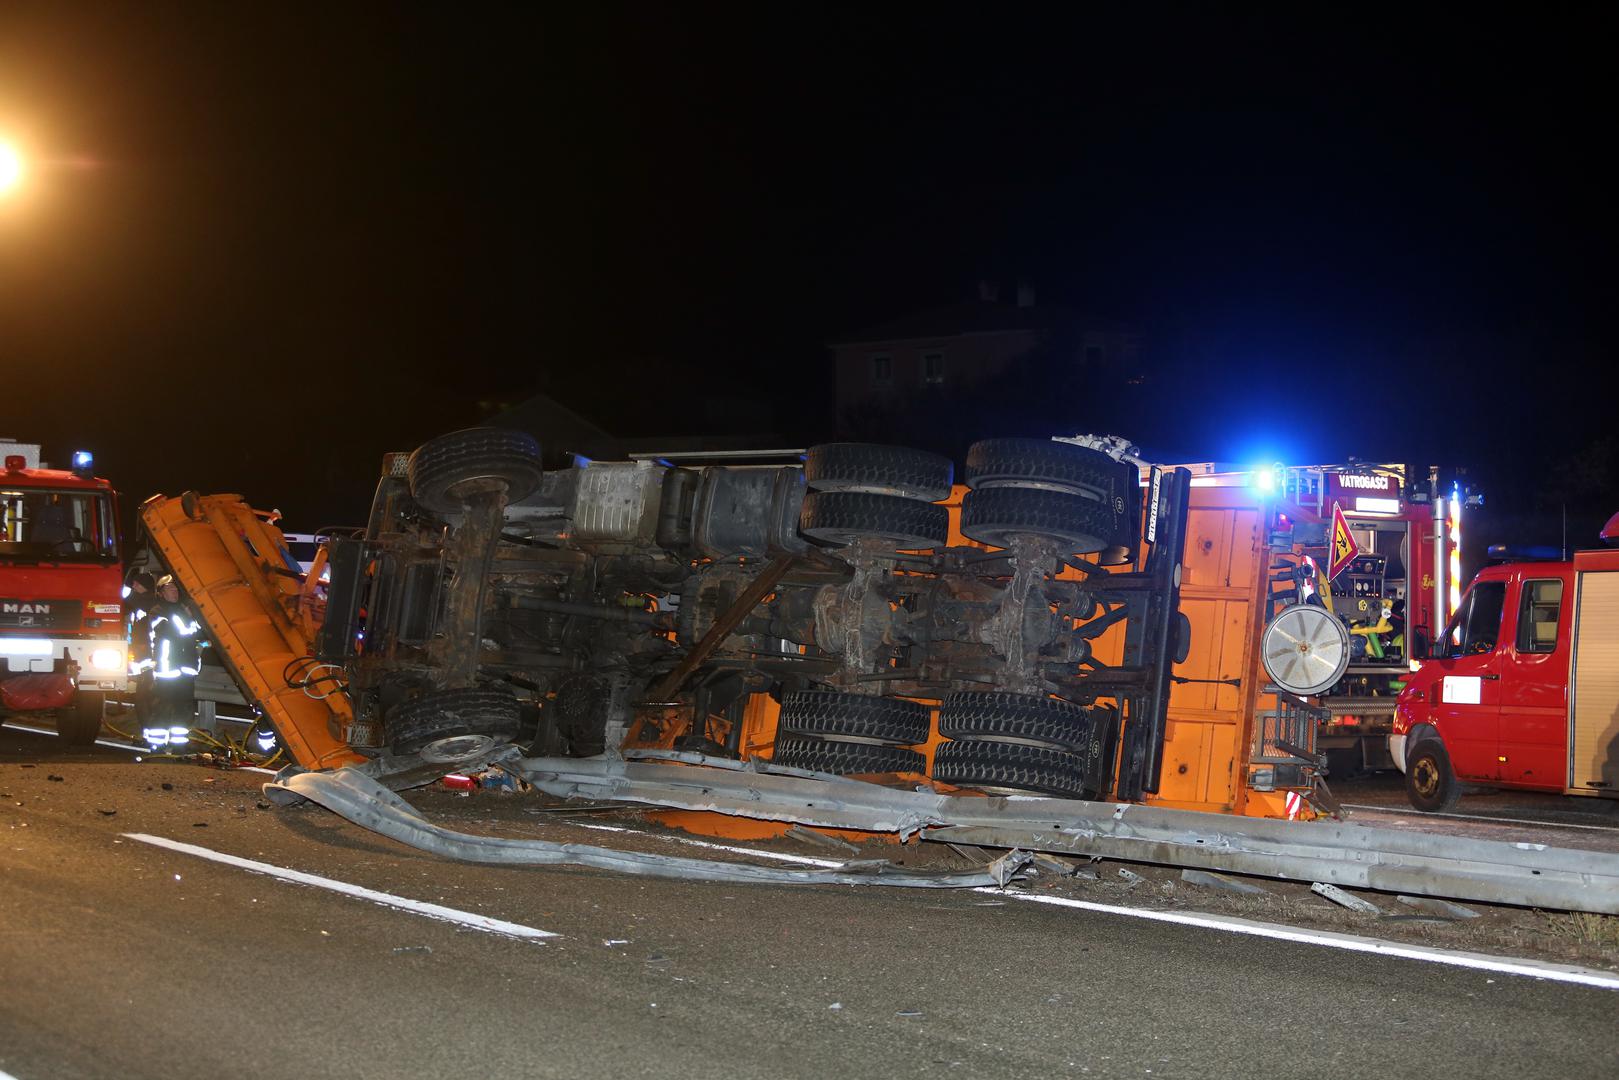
[90,647,126,672]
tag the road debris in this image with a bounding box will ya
[787,825,860,853]
[1311,881,1384,915]
[1181,868,1272,896]
[1398,895,1481,920]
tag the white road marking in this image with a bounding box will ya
[1343,803,1619,833]
[997,889,1619,990]
[124,833,556,940]
[568,821,1619,990]
[1,1068,25,1080]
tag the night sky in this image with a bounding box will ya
[2,7,1614,547]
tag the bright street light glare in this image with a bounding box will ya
[0,140,24,195]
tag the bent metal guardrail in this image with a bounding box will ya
[269,751,1619,915]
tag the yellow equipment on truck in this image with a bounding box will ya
[139,492,362,771]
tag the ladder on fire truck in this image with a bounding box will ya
[140,493,364,770]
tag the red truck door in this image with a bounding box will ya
[1430,578,1509,781]
[1496,571,1571,788]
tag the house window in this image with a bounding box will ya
[1515,578,1563,654]
[870,354,892,385]
[922,352,945,384]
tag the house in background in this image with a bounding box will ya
[828,283,1143,430]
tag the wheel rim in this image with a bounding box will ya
[1411,756,1440,797]
[420,733,498,764]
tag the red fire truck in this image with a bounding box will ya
[0,440,128,743]
[1391,514,1619,811]
[1168,461,1471,775]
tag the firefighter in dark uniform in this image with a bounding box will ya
[122,571,157,729]
[140,575,206,750]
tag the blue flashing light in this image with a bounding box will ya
[1249,462,1285,497]
[72,449,93,470]
[572,453,593,468]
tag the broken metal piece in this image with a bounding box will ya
[1397,894,1481,920]
[1181,868,1272,896]
[266,768,1031,890]
[1312,881,1384,915]
[1117,868,1145,886]
[1030,852,1084,877]
[786,825,860,854]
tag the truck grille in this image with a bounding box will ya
[0,599,85,631]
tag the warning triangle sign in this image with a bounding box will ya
[1328,503,1359,581]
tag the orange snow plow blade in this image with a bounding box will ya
[140,493,364,771]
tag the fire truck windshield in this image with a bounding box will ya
[0,488,119,564]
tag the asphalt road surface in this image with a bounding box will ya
[2,724,1617,1080]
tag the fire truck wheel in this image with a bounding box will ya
[803,443,954,502]
[938,691,1099,752]
[960,486,1122,556]
[388,686,521,756]
[778,691,931,745]
[771,736,926,776]
[931,739,1098,799]
[1404,740,1461,812]
[799,491,949,550]
[965,438,1137,501]
[407,427,543,516]
[59,692,105,746]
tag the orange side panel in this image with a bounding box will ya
[142,494,363,771]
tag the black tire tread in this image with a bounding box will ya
[389,686,521,754]
[408,427,543,514]
[965,438,1131,498]
[778,691,931,745]
[771,736,926,775]
[961,486,1120,554]
[932,740,1095,799]
[803,443,954,502]
[1404,739,1462,813]
[938,691,1096,751]
[800,491,948,549]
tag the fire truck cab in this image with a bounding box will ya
[1168,462,1467,776]
[0,441,128,743]
[1391,519,1619,811]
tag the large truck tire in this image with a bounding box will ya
[770,736,925,776]
[931,739,1095,799]
[960,486,1121,555]
[777,691,931,745]
[937,691,1098,752]
[388,686,521,756]
[803,443,954,503]
[964,438,1134,504]
[58,691,104,746]
[1404,740,1462,812]
[799,491,948,550]
[407,427,543,515]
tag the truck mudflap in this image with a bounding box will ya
[268,752,1619,915]
[140,493,365,770]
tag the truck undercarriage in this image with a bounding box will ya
[316,430,1189,804]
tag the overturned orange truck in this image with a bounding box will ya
[143,431,1342,820]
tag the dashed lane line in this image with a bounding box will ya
[124,833,556,940]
